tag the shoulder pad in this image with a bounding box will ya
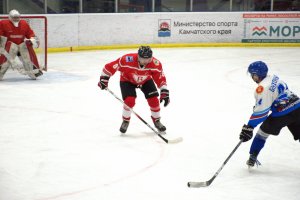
[153,58,160,66]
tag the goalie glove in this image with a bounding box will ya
[25,37,39,48]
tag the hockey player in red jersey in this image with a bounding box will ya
[0,9,43,80]
[98,46,170,133]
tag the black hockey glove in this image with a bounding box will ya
[239,124,254,142]
[98,76,110,90]
[160,89,170,107]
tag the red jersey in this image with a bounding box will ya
[0,19,35,45]
[103,53,167,88]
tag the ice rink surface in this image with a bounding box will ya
[0,47,300,200]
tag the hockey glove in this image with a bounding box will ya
[160,89,170,107]
[25,37,39,48]
[239,124,254,142]
[98,76,110,90]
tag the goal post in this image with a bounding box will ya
[0,16,48,71]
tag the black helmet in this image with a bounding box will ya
[138,46,152,58]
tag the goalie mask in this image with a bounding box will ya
[9,9,21,27]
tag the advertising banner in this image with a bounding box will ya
[42,12,300,48]
[242,13,300,43]
[156,13,243,43]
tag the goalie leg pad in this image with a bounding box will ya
[20,41,40,69]
[0,41,19,79]
[19,42,43,79]
[0,40,19,65]
[0,62,10,80]
[0,53,7,66]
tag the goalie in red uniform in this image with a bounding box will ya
[0,9,43,80]
[98,46,170,133]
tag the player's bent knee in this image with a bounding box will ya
[124,96,136,108]
[147,96,159,108]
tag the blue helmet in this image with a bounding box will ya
[248,61,268,79]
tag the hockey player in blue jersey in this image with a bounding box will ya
[239,61,300,167]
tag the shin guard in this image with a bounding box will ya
[147,96,161,120]
[122,96,136,120]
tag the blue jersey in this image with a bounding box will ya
[248,74,300,128]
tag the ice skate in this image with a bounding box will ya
[119,120,129,134]
[153,118,166,132]
[246,153,261,168]
[33,65,43,78]
[34,69,43,78]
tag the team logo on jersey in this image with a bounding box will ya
[126,56,134,62]
[133,74,147,83]
[256,85,264,94]
[153,59,160,66]
[10,35,23,38]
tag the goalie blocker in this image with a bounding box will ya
[0,37,43,80]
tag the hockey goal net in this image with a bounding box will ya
[0,16,47,71]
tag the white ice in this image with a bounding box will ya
[0,47,300,200]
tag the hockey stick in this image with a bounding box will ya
[187,140,243,188]
[106,88,183,144]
